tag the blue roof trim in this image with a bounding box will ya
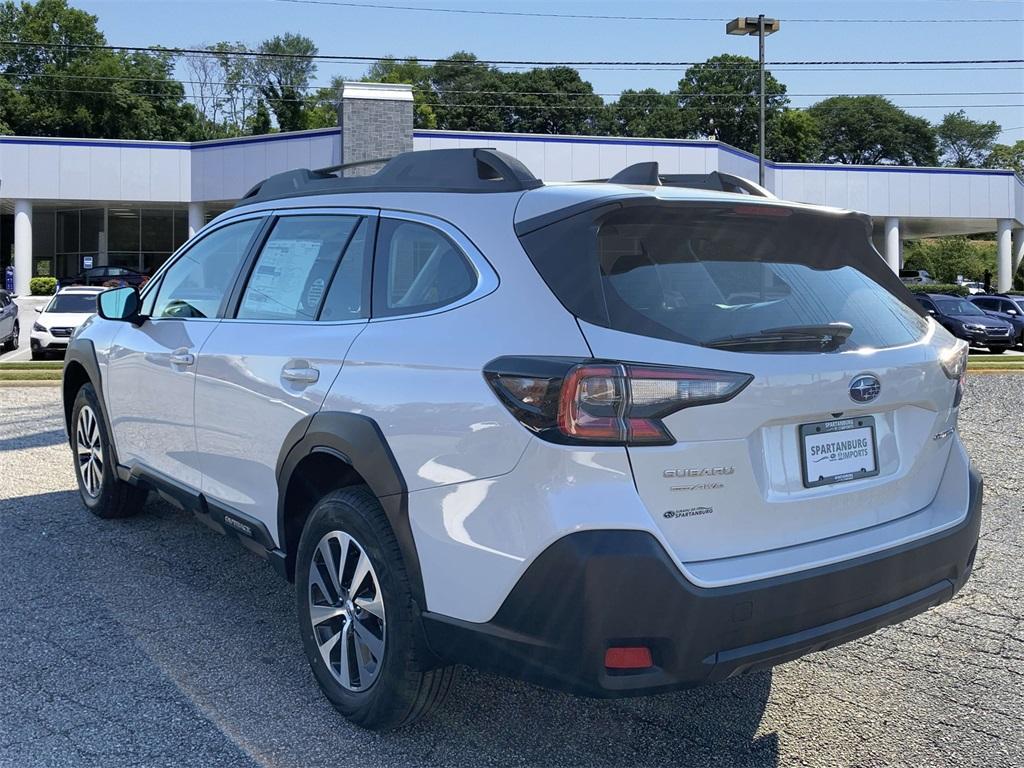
[0,136,189,150]
[414,130,1021,180]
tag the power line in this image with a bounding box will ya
[270,0,1024,24]
[0,40,1020,68]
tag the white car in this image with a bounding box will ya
[960,281,986,295]
[61,150,982,731]
[31,286,103,360]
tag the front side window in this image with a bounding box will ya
[372,219,476,317]
[237,215,363,322]
[152,218,261,319]
[521,203,929,353]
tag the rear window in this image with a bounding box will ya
[46,293,99,314]
[519,202,929,352]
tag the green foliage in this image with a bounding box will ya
[29,277,57,295]
[363,58,437,128]
[904,283,969,297]
[809,96,938,166]
[256,33,317,132]
[610,88,685,138]
[936,110,1000,168]
[0,0,201,141]
[903,237,996,284]
[676,54,787,153]
[984,140,1024,176]
[769,110,821,163]
[248,99,272,134]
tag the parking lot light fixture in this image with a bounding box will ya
[726,15,781,186]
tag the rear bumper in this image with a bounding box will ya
[424,467,982,697]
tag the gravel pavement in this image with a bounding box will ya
[1,379,1021,768]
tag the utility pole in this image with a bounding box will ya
[726,15,781,186]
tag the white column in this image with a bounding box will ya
[187,202,206,240]
[1012,228,1024,278]
[996,219,1013,293]
[13,200,32,296]
[884,217,901,273]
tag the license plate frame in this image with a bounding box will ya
[799,416,879,488]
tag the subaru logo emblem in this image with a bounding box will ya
[849,374,881,404]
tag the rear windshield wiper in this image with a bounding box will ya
[704,323,854,352]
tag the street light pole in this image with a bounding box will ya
[726,15,780,187]
[758,14,765,187]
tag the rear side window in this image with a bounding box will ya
[520,203,929,353]
[237,215,365,322]
[372,219,475,317]
[153,219,261,319]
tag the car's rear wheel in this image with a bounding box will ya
[2,322,18,352]
[71,383,147,518]
[296,486,455,731]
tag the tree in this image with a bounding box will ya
[430,52,508,133]
[768,109,821,163]
[503,67,606,135]
[0,0,201,140]
[610,88,686,138]
[984,140,1024,176]
[255,33,316,132]
[364,57,437,128]
[676,54,788,153]
[903,237,996,284]
[936,110,1000,167]
[248,99,272,135]
[809,96,938,166]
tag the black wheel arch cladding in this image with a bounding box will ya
[276,410,425,606]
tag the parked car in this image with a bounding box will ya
[914,293,1015,352]
[968,294,1024,347]
[0,288,18,353]
[31,286,103,360]
[899,268,935,284]
[959,281,986,295]
[62,149,981,731]
[71,266,147,288]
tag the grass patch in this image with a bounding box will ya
[0,370,62,381]
[0,362,63,371]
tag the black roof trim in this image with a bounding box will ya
[234,148,543,207]
[590,164,775,199]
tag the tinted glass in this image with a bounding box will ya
[520,203,929,352]
[46,293,99,314]
[238,215,361,321]
[153,219,260,319]
[373,220,475,317]
[935,297,984,316]
[973,298,993,309]
[319,218,372,321]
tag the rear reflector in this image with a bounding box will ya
[604,646,653,670]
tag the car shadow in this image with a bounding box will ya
[3,489,780,768]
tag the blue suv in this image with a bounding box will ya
[915,293,1015,353]
[968,294,1024,348]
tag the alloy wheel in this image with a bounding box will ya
[75,405,104,498]
[308,531,386,691]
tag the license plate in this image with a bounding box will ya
[800,416,878,488]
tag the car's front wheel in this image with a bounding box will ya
[988,346,1007,354]
[71,383,147,518]
[295,486,455,731]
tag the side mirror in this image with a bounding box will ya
[35,306,42,313]
[97,286,143,325]
[1007,309,1018,316]
[927,309,936,315]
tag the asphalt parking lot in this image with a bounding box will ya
[1,378,1022,768]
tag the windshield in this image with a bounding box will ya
[935,297,984,316]
[46,293,99,314]
[520,202,928,352]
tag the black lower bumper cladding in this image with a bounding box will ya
[423,468,982,697]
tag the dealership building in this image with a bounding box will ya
[1,81,1023,297]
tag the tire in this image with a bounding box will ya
[30,348,46,360]
[987,346,1006,354]
[70,383,147,519]
[295,486,455,731]
[9,322,18,351]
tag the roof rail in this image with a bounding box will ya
[234,148,543,207]
[601,162,776,199]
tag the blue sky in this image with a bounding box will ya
[76,0,1024,141]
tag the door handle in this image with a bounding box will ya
[282,366,320,385]
[169,351,195,367]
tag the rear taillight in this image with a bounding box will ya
[485,357,752,446]
[940,341,968,407]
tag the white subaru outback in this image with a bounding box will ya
[63,149,981,731]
